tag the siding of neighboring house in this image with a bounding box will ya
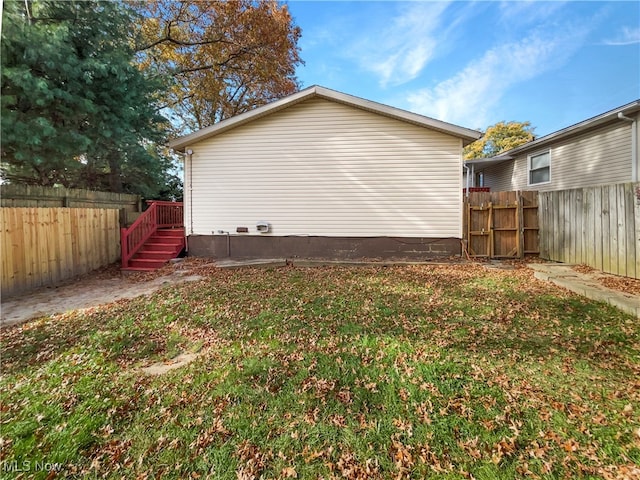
[184,97,463,244]
[475,114,638,192]
[516,118,634,191]
[479,161,515,192]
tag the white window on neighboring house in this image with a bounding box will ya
[528,151,550,185]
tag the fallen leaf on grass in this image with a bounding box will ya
[281,466,297,478]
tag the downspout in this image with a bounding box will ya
[463,163,471,197]
[172,148,193,249]
[618,112,638,182]
[186,149,194,235]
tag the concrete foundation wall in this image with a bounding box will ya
[187,235,461,261]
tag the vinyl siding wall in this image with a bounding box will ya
[479,117,636,192]
[479,161,516,192]
[184,98,463,238]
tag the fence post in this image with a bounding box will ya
[118,208,127,229]
[120,227,128,268]
[517,191,524,258]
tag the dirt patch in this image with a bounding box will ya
[0,259,211,328]
[140,352,201,375]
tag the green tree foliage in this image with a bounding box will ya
[463,121,535,160]
[1,0,180,198]
[133,0,303,132]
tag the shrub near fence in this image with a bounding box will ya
[0,208,120,298]
[539,182,640,279]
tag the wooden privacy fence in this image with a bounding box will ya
[464,190,539,258]
[1,208,120,297]
[1,184,141,210]
[0,185,142,226]
[539,182,640,279]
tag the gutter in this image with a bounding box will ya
[618,112,638,182]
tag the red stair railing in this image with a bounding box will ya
[121,201,183,268]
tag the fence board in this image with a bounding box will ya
[635,184,640,280]
[624,183,636,278]
[1,208,121,297]
[539,183,640,279]
[575,189,583,264]
[601,190,611,273]
[609,187,620,275]
[593,187,602,271]
[522,191,539,254]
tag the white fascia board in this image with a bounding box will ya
[169,85,482,151]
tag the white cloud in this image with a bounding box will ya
[498,1,567,26]
[353,2,451,87]
[603,26,640,46]
[406,26,590,128]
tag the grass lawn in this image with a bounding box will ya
[1,264,639,479]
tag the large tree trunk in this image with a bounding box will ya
[107,151,124,193]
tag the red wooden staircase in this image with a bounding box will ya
[121,201,185,272]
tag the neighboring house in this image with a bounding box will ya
[169,85,481,260]
[464,100,640,192]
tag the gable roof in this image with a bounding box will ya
[465,99,640,167]
[169,85,482,151]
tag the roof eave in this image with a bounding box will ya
[168,87,317,151]
[168,85,482,151]
[311,86,482,144]
[501,99,640,157]
[464,155,514,168]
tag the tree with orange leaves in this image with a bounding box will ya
[133,0,303,133]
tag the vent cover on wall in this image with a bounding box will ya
[256,221,270,233]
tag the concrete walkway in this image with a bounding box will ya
[528,263,640,318]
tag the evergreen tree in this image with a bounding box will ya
[1,0,178,198]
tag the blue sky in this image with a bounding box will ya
[287,1,640,136]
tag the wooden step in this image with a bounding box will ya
[135,250,177,260]
[143,241,182,252]
[155,228,185,237]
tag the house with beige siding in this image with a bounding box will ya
[169,85,480,260]
[464,100,640,192]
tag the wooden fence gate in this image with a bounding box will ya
[463,190,539,258]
